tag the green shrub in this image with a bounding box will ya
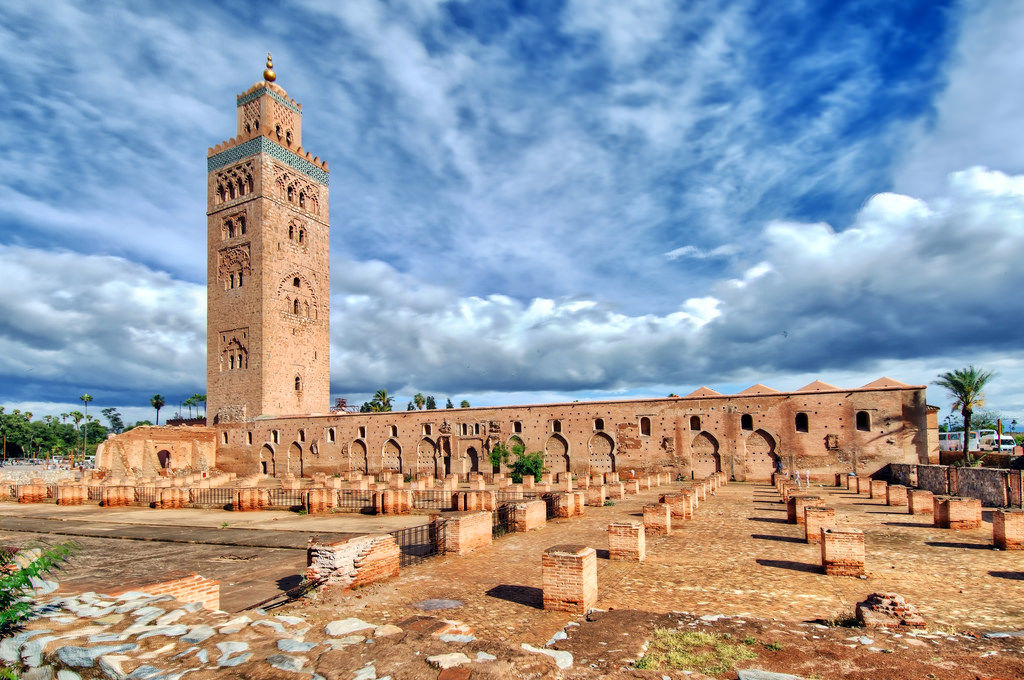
[1,542,76,635]
[507,444,546,483]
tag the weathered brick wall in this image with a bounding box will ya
[444,511,492,555]
[96,426,218,477]
[305,534,400,591]
[105,573,220,610]
[915,465,950,496]
[955,467,1008,507]
[210,384,930,480]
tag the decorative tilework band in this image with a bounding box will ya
[208,137,329,186]
[236,87,302,114]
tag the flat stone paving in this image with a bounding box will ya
[0,504,426,612]
[312,481,1024,645]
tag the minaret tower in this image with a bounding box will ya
[206,54,330,422]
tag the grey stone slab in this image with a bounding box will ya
[267,654,308,672]
[55,644,137,668]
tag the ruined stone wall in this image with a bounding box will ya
[213,384,929,481]
[96,426,217,476]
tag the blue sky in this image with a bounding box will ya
[2,0,1024,424]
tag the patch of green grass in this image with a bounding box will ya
[762,641,783,652]
[635,629,757,676]
[741,636,757,646]
[603,500,616,506]
[220,521,229,528]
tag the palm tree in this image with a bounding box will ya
[184,395,195,418]
[196,394,207,418]
[68,411,84,467]
[935,366,996,462]
[372,389,393,412]
[24,411,32,422]
[151,394,166,425]
[414,393,425,410]
[60,413,68,424]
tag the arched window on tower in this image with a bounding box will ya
[298,192,306,208]
[795,413,809,433]
[594,418,604,430]
[237,271,243,287]
[639,417,651,436]
[292,298,300,315]
[741,414,753,431]
[856,411,871,432]
[286,130,293,146]
[238,216,246,234]
[295,376,302,391]
[293,277,300,288]
[275,124,282,140]
[228,274,235,290]
[287,186,294,202]
[288,224,295,240]
[689,415,701,430]
[298,229,305,244]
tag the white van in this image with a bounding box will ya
[979,434,1017,452]
[938,429,997,452]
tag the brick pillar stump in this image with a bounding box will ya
[870,479,888,500]
[604,472,619,484]
[444,511,493,555]
[787,495,824,524]
[607,482,626,499]
[993,509,1024,550]
[512,500,546,532]
[908,489,933,515]
[572,491,587,516]
[542,545,598,613]
[856,476,872,495]
[608,522,645,562]
[804,506,836,543]
[932,495,949,526]
[886,484,908,507]
[661,493,691,520]
[643,503,672,535]
[937,497,982,530]
[821,528,865,576]
[586,485,607,507]
[625,480,640,495]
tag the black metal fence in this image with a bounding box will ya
[494,490,541,504]
[492,503,513,536]
[134,486,159,505]
[390,520,445,568]
[267,488,305,508]
[413,489,452,510]
[542,492,557,519]
[191,487,235,507]
[337,489,375,512]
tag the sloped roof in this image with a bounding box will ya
[860,376,911,389]
[685,386,723,398]
[796,380,839,392]
[736,383,781,395]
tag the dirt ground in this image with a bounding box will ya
[5,481,1024,678]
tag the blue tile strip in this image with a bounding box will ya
[236,87,302,114]
[208,137,329,186]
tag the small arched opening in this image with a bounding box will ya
[741,414,753,431]
[156,450,171,469]
[689,415,701,430]
[795,413,809,433]
[856,411,871,432]
[639,417,651,436]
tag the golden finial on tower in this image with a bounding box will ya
[263,52,276,82]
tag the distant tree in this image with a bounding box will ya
[507,443,545,483]
[101,407,125,434]
[406,401,415,411]
[196,393,207,417]
[79,395,93,440]
[414,393,425,410]
[935,366,996,462]
[425,395,437,410]
[359,401,372,413]
[667,393,679,398]
[445,398,454,409]
[150,394,166,425]
[460,399,470,408]
[183,395,196,418]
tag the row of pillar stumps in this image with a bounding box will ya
[775,473,1024,579]
[541,472,728,614]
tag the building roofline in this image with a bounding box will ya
[244,383,927,422]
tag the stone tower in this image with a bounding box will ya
[206,55,330,422]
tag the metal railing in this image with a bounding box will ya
[266,488,305,508]
[191,487,235,507]
[390,520,445,568]
[134,486,159,505]
[336,489,375,512]
[492,503,514,537]
[412,489,453,510]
